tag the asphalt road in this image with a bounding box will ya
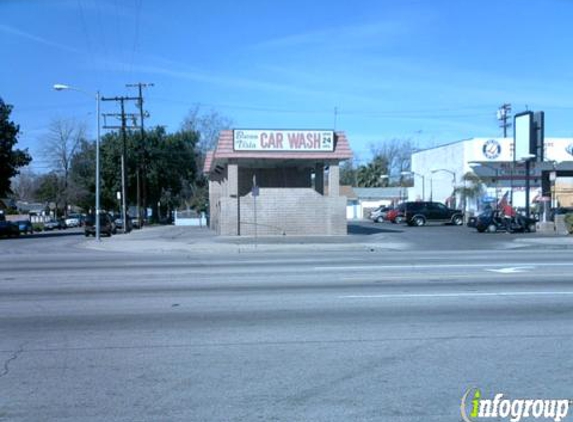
[1,229,573,421]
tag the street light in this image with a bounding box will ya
[401,171,425,201]
[54,84,101,241]
[431,169,457,208]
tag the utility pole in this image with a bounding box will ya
[126,83,153,227]
[497,103,512,138]
[102,95,140,233]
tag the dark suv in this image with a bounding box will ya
[84,213,115,237]
[403,201,464,226]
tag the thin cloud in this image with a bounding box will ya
[99,56,335,98]
[0,23,81,54]
[252,18,428,51]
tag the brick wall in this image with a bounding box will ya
[209,165,347,236]
[224,188,347,236]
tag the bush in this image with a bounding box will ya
[32,223,43,232]
[564,213,573,234]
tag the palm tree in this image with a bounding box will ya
[356,155,390,187]
[455,172,484,215]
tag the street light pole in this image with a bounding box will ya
[54,84,101,241]
[430,169,456,207]
[95,91,101,241]
[401,171,425,201]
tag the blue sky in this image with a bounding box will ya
[2,0,573,172]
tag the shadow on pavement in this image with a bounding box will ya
[348,222,403,235]
[2,230,84,241]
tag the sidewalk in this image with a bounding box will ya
[81,225,573,255]
[82,225,410,255]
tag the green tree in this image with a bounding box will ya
[69,139,96,212]
[0,98,32,197]
[356,155,390,187]
[34,172,64,215]
[145,128,199,218]
[94,127,199,219]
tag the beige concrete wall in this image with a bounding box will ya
[209,164,347,236]
[234,188,347,236]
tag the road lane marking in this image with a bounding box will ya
[340,291,573,299]
[486,266,535,274]
[317,262,573,271]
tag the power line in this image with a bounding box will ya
[148,96,497,118]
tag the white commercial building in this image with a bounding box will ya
[411,137,573,215]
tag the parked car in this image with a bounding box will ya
[131,216,143,229]
[65,214,82,228]
[0,220,20,237]
[402,201,464,226]
[369,206,392,223]
[114,215,132,233]
[84,213,115,237]
[474,210,537,233]
[16,220,34,235]
[44,219,67,230]
[385,203,406,224]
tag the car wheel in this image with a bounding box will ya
[528,223,537,233]
[375,217,383,223]
[413,216,426,226]
[477,227,485,233]
[487,224,497,233]
[395,216,404,224]
[85,232,89,237]
[452,215,463,226]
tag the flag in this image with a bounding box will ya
[498,191,515,216]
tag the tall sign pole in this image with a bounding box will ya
[252,174,258,248]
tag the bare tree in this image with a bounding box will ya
[181,104,233,155]
[180,105,233,212]
[10,167,39,202]
[43,119,86,215]
[370,138,416,181]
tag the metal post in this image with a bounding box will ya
[430,177,433,202]
[452,173,457,209]
[525,160,531,218]
[494,168,499,209]
[95,91,101,241]
[120,99,128,234]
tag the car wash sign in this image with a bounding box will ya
[233,130,334,152]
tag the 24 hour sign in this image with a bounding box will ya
[233,130,334,152]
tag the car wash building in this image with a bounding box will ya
[204,129,353,236]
